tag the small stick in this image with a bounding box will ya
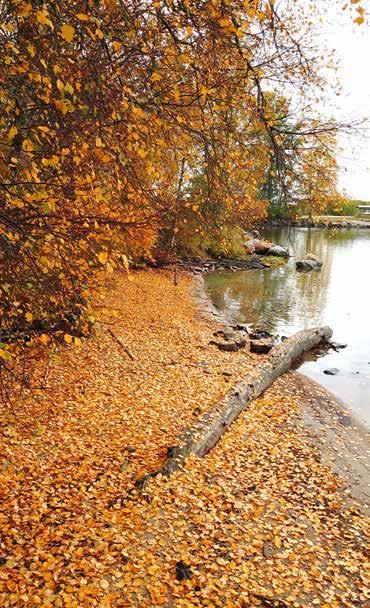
[106,327,134,360]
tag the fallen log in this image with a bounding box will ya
[136,326,332,487]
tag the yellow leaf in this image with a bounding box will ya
[54,100,68,114]
[98,251,108,264]
[113,41,122,52]
[27,44,35,57]
[7,126,18,141]
[218,18,231,27]
[95,28,104,39]
[22,138,34,152]
[56,79,64,92]
[74,337,82,346]
[37,10,53,28]
[96,136,103,147]
[64,333,73,344]
[39,334,50,345]
[25,312,33,322]
[76,13,89,21]
[354,16,364,24]
[64,82,74,95]
[137,148,147,158]
[60,24,75,43]
[37,10,48,25]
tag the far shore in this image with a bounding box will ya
[265,214,370,229]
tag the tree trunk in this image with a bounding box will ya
[137,326,332,487]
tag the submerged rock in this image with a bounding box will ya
[323,368,340,375]
[330,341,347,351]
[296,253,322,271]
[267,244,289,257]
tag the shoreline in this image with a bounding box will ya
[0,268,369,606]
[195,272,370,512]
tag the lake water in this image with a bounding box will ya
[204,227,370,427]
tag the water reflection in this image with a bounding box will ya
[204,227,370,425]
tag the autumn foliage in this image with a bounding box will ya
[0,1,358,358]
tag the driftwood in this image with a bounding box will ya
[137,326,332,488]
[184,256,268,273]
[146,256,269,273]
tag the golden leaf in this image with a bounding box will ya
[22,138,34,152]
[98,251,108,264]
[60,24,75,43]
[7,126,18,141]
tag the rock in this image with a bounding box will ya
[323,368,340,375]
[251,229,260,238]
[296,253,322,271]
[250,338,274,354]
[249,329,273,340]
[329,341,347,351]
[210,328,248,352]
[231,323,252,333]
[175,561,191,581]
[210,338,247,352]
[254,239,273,254]
[267,244,289,257]
[195,360,209,367]
[213,329,235,340]
[244,239,257,254]
[125,445,136,453]
[339,414,351,427]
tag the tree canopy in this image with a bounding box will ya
[0,0,362,367]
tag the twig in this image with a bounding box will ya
[106,327,134,361]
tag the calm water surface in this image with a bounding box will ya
[204,227,370,426]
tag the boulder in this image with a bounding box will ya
[296,253,322,271]
[244,239,257,254]
[210,338,247,352]
[267,245,289,258]
[210,328,248,352]
[253,239,273,254]
[250,338,275,354]
[249,329,273,340]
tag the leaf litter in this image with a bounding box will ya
[0,270,368,607]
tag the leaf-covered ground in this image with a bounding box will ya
[0,271,368,607]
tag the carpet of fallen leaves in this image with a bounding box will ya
[0,270,368,607]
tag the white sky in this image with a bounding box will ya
[313,1,370,200]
